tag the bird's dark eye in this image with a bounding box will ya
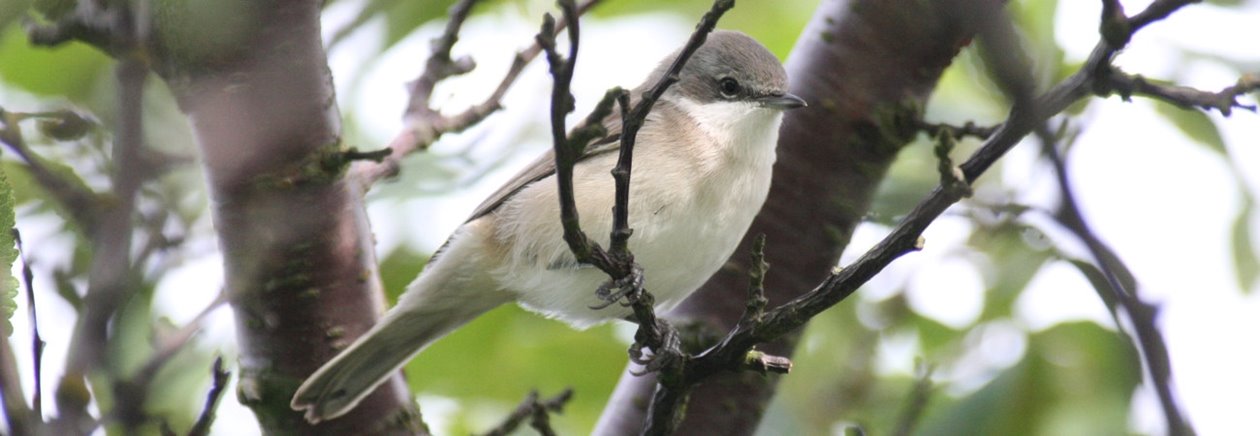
[718,77,741,98]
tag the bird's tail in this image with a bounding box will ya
[290,259,507,423]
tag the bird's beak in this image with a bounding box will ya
[757,93,807,110]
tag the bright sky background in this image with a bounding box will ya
[6,1,1259,435]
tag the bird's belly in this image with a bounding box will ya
[504,168,769,328]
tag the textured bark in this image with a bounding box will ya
[595,0,996,433]
[155,1,422,434]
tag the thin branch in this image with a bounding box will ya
[1127,0,1198,33]
[351,0,604,187]
[113,291,226,431]
[609,0,734,255]
[13,230,44,419]
[55,4,152,432]
[915,120,998,140]
[891,364,934,436]
[0,109,105,234]
[932,129,973,199]
[1100,69,1260,115]
[0,323,39,436]
[403,0,481,119]
[481,389,574,436]
[187,357,231,436]
[67,34,148,376]
[1037,125,1193,436]
[134,291,227,386]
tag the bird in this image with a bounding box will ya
[291,29,805,423]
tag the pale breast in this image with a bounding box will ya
[488,101,783,328]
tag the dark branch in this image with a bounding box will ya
[932,129,973,199]
[891,364,935,436]
[1100,69,1260,116]
[0,232,42,434]
[188,357,232,436]
[1127,0,1199,33]
[13,230,44,419]
[915,120,998,140]
[481,389,574,436]
[1036,125,1193,436]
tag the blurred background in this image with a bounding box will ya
[1,0,1257,434]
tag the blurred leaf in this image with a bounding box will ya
[918,322,1138,436]
[0,166,16,336]
[1010,0,1064,87]
[1063,258,1119,316]
[0,26,110,99]
[970,222,1053,321]
[36,110,94,140]
[378,246,428,303]
[1232,198,1259,293]
[592,0,699,16]
[407,304,625,434]
[146,343,216,433]
[1,0,33,36]
[1154,103,1226,155]
[912,313,960,357]
[383,0,460,49]
[33,0,74,20]
[106,284,158,377]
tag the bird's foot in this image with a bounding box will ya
[629,319,684,375]
[589,264,646,310]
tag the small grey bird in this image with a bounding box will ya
[291,30,804,423]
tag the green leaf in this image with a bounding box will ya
[1154,103,1227,155]
[0,166,15,336]
[1232,197,1259,293]
[917,322,1139,436]
[377,246,428,304]
[1064,258,1119,316]
[912,313,960,357]
[1,0,33,38]
[969,222,1053,321]
[406,305,626,434]
[0,26,111,100]
[382,0,460,49]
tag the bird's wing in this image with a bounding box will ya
[465,121,623,223]
[425,127,620,264]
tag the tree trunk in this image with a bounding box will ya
[154,1,423,434]
[595,0,996,433]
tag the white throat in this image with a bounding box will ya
[672,97,783,166]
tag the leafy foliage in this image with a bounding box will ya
[0,167,16,336]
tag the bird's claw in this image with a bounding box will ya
[589,264,645,310]
[628,320,683,375]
